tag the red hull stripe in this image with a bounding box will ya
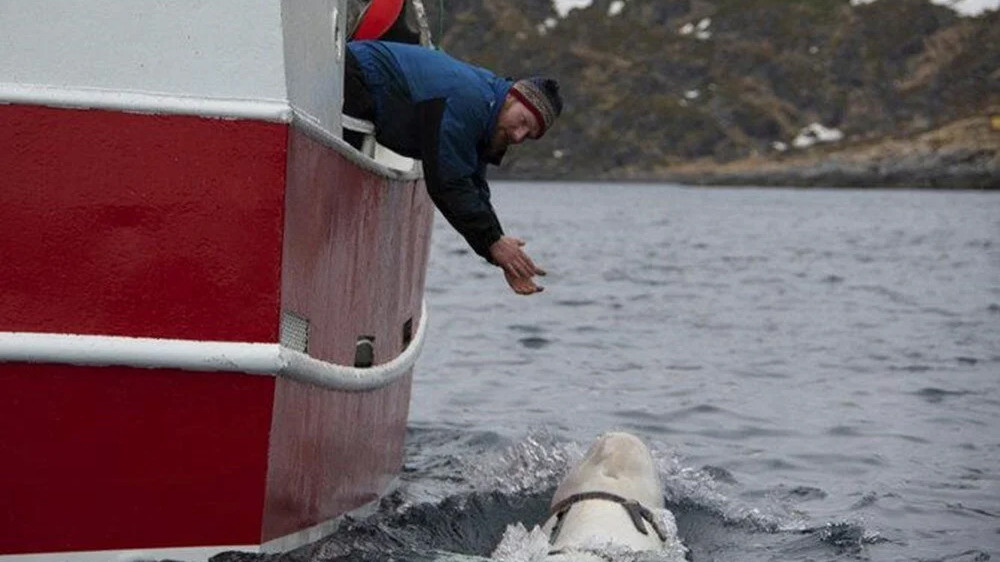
[0,84,421,183]
[0,365,276,554]
[0,105,288,342]
[0,487,380,562]
[0,545,258,562]
[0,302,425,391]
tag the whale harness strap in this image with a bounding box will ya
[546,490,669,546]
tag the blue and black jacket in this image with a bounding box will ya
[346,40,513,261]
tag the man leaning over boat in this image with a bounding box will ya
[341,37,564,296]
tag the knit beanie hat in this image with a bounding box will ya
[509,77,563,137]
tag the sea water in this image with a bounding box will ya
[215,182,999,562]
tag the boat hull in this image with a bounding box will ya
[0,103,433,557]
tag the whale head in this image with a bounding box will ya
[550,431,664,512]
[541,432,686,559]
[493,432,687,561]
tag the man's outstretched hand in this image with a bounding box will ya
[489,236,547,295]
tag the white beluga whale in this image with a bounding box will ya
[493,431,688,561]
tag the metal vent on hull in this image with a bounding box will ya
[355,335,375,368]
[280,311,309,352]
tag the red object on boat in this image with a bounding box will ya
[353,0,405,40]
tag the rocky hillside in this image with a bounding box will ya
[424,0,999,187]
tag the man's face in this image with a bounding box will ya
[488,96,542,159]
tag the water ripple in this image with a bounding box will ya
[411,183,1000,561]
[914,387,972,403]
[517,336,552,349]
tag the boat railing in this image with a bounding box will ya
[342,114,377,158]
[0,301,428,392]
[340,113,422,176]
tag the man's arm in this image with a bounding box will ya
[428,174,505,261]
[417,99,545,295]
[416,99,503,259]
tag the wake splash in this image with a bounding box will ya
[209,430,880,562]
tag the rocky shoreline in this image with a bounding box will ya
[614,116,999,189]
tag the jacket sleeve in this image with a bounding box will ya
[417,98,504,262]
